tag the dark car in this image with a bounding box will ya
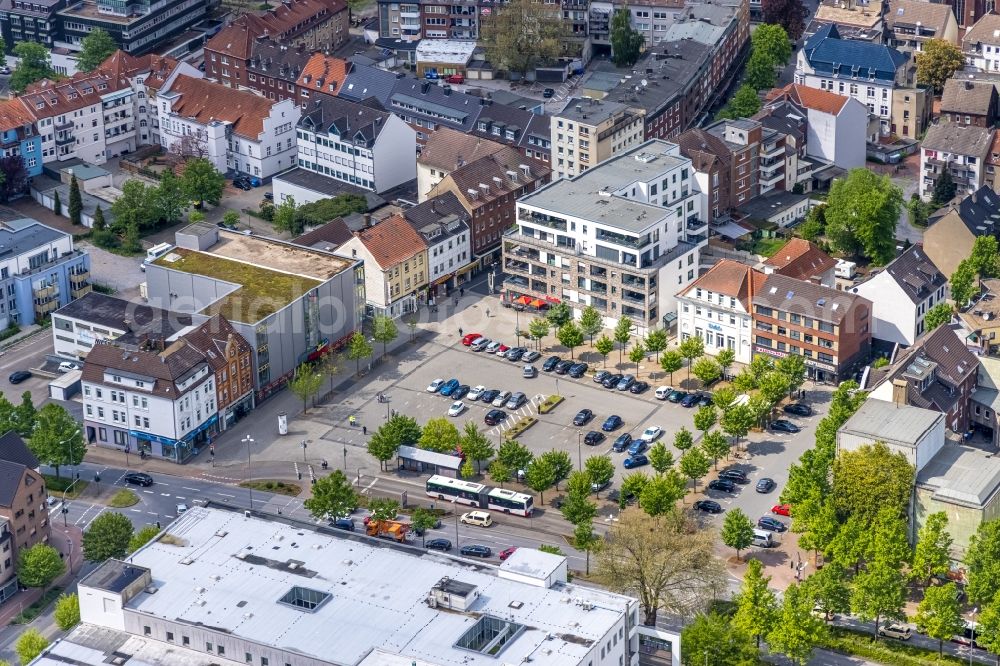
[480,389,500,404]
[627,440,647,456]
[485,409,507,426]
[623,454,649,469]
[522,350,541,363]
[413,516,444,535]
[263,191,274,201]
[680,393,700,408]
[543,87,555,98]
[783,402,812,416]
[757,516,787,532]
[612,433,633,452]
[584,431,605,446]
[439,379,461,397]
[770,419,801,433]
[593,370,611,384]
[568,362,589,378]
[667,389,688,403]
[452,384,471,400]
[460,544,492,558]
[124,472,153,487]
[331,518,355,531]
[693,500,723,514]
[629,381,650,394]
[602,373,624,388]
[698,394,713,407]
[719,469,749,484]
[8,370,31,384]
[233,178,252,191]
[708,478,736,493]
[602,415,623,431]
[543,356,562,371]
[426,538,452,552]
[506,347,527,362]
[555,359,574,374]
[573,409,594,426]
[756,477,776,493]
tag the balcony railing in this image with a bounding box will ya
[34,284,56,299]
[595,228,650,250]
[518,209,568,231]
[71,283,91,299]
[55,134,74,146]
[35,300,57,316]
[761,141,783,158]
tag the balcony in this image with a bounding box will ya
[71,283,91,299]
[595,228,650,250]
[55,134,74,146]
[760,171,784,187]
[622,290,646,305]
[622,274,645,288]
[505,258,530,275]
[35,299,57,316]
[761,141,783,158]
[589,281,608,295]
[55,119,73,131]
[34,284,56,299]
[686,218,708,234]
[590,265,607,278]
[518,209,568,232]
[69,268,89,283]
[759,156,783,172]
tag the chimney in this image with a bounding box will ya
[442,84,452,95]
[363,213,372,227]
[891,378,908,406]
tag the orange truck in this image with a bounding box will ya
[365,519,411,542]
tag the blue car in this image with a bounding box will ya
[680,393,701,408]
[438,379,461,397]
[612,433,633,452]
[627,440,647,456]
[602,415,623,432]
[623,454,649,469]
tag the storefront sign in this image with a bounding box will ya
[753,345,787,359]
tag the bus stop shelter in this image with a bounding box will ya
[397,445,463,477]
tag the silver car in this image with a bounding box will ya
[505,391,527,409]
[492,390,512,407]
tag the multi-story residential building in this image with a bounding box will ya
[244,40,311,103]
[796,24,931,139]
[551,98,645,179]
[428,145,551,263]
[940,79,998,128]
[0,218,90,328]
[963,13,1000,69]
[885,0,959,54]
[51,291,193,360]
[958,278,1000,355]
[0,99,43,177]
[506,139,705,332]
[420,0,479,40]
[675,128,729,224]
[752,273,872,382]
[340,214,428,318]
[0,431,49,606]
[850,246,949,347]
[469,99,552,168]
[676,259,765,364]
[416,127,505,201]
[293,51,349,103]
[919,123,993,201]
[589,0,685,49]
[401,192,473,298]
[144,224,362,397]
[378,0,422,40]
[762,238,837,288]
[0,0,62,54]
[57,0,211,54]
[806,1,883,41]
[388,78,482,143]
[180,315,256,432]
[296,95,416,193]
[924,185,1000,277]
[203,0,348,89]
[157,75,301,180]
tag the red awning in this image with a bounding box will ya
[516,295,532,305]
[531,299,546,308]
[546,296,561,304]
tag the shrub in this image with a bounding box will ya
[537,395,564,414]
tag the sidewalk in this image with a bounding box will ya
[0,524,83,626]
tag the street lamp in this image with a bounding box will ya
[301,439,308,462]
[515,307,521,348]
[242,435,255,511]
[971,607,978,666]
[577,432,582,469]
[343,445,348,472]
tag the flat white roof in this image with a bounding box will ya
[416,39,477,64]
[122,506,632,666]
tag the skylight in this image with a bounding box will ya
[455,615,525,657]
[277,586,330,612]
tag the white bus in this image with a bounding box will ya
[487,487,534,517]
[425,475,487,506]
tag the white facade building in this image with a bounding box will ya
[919,123,993,201]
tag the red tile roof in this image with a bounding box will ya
[679,258,766,310]
[206,0,347,60]
[165,75,277,140]
[764,238,838,282]
[206,15,268,61]
[769,84,849,115]
[296,52,351,94]
[0,98,36,132]
[356,214,427,268]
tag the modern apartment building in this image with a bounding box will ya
[551,98,645,179]
[919,123,993,201]
[57,0,211,54]
[0,432,49,607]
[506,139,705,332]
[0,0,63,53]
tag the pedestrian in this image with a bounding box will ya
[349,415,357,427]
[460,287,465,297]
[459,327,464,337]
[486,308,490,318]
[363,425,368,435]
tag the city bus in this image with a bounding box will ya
[425,475,488,507]
[487,487,534,517]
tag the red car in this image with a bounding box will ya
[771,504,791,517]
[496,343,510,355]
[499,547,518,561]
[446,74,465,84]
[462,332,483,346]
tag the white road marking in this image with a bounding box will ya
[182,487,200,492]
[216,492,236,498]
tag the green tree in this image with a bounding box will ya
[932,168,957,207]
[538,544,565,555]
[744,52,777,90]
[681,612,758,666]
[721,403,754,449]
[52,188,62,217]
[68,175,82,225]
[628,341,645,376]
[460,459,476,479]
[776,353,807,399]
[621,471,649,506]
[371,314,398,359]
[77,28,117,72]
[346,331,373,376]
[660,349,684,383]
[222,210,241,229]
[28,403,84,479]
[803,562,850,621]
[908,193,930,228]
[411,507,440,547]
[916,38,965,93]
[694,405,718,438]
[851,560,907,639]
[579,305,603,346]
[15,629,49,665]
[304,470,358,519]
[93,205,106,231]
[563,470,599,524]
[13,391,32,436]
[716,348,736,379]
[975,589,1000,664]
[187,210,205,223]
[679,446,710,491]
[913,583,964,656]
[799,204,826,240]
[16,543,65,591]
[497,439,534,472]
[82,512,134,562]
[585,454,615,493]
[368,497,400,522]
[966,518,1000,604]
[752,23,792,65]
[368,424,401,471]
[951,258,978,307]
[122,221,141,253]
[867,507,912,570]
[10,42,54,93]
[540,449,573,489]
[128,525,160,553]
[701,430,731,470]
[460,421,494,472]
[719,84,761,119]
[758,370,791,407]
[762,0,807,40]
[557,320,584,359]
[111,179,153,232]
[648,441,674,474]
[722,508,755,560]
[54,593,80,630]
[713,386,737,412]
[692,357,721,387]
[272,195,300,235]
[153,168,187,226]
[832,441,914,522]
[488,458,511,487]
[528,317,550,350]
[824,169,903,264]
[614,317,632,367]
[595,334,614,367]
[767,582,825,665]
[418,417,462,453]
[673,426,694,452]
[913,511,953,585]
[971,235,1000,278]
[287,363,323,414]
[733,558,778,647]
[181,157,225,208]
[524,455,556,504]
[293,195,368,226]
[645,327,667,361]
[797,496,840,559]
[480,0,567,75]
[574,520,601,575]
[827,514,869,573]
[546,301,572,330]
[678,336,705,383]
[610,4,644,67]
[638,470,686,516]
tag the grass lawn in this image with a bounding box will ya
[10,587,63,624]
[238,480,301,496]
[750,237,786,258]
[43,474,88,500]
[109,489,140,508]
[820,626,969,665]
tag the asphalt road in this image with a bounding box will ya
[0,331,58,405]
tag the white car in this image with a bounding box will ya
[58,361,80,372]
[175,503,188,515]
[654,386,672,400]
[640,426,663,442]
[448,401,466,417]
[427,378,445,393]
[468,385,487,400]
[486,341,503,354]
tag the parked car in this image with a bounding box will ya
[505,392,527,410]
[0,66,11,75]
[460,544,492,558]
[495,343,510,356]
[612,433,633,452]
[506,348,527,362]
[439,379,461,397]
[602,373,624,388]
[8,370,31,384]
[426,538,452,551]
[756,478,776,493]
[591,478,612,493]
[693,500,723,514]
[522,365,538,378]
[680,393,701,408]
[655,386,673,400]
[719,469,749,484]
[468,385,487,400]
[708,479,736,493]
[770,419,801,433]
[486,341,504,354]
[629,381,649,394]
[640,426,663,442]
[470,338,491,352]
[462,332,483,346]
[522,350,541,363]
[445,73,465,84]
[584,431,605,446]
[698,394,713,407]
[594,370,612,384]
[771,503,792,517]
[426,378,445,393]
[555,359,574,374]
[757,516,787,532]
[492,390,512,407]
[878,624,911,641]
[448,401,466,417]
[480,389,500,404]
[573,409,594,426]
[233,178,252,191]
[485,409,507,426]
[623,454,649,469]
[783,402,812,416]
[124,472,154,487]
[602,415,623,431]
[499,546,518,561]
[568,362,589,378]
[332,518,355,531]
[616,374,635,391]
[543,87,555,98]
[452,384,470,399]
[460,511,493,527]
[543,355,562,371]
[667,389,688,403]
[627,440,647,456]
[58,361,80,372]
